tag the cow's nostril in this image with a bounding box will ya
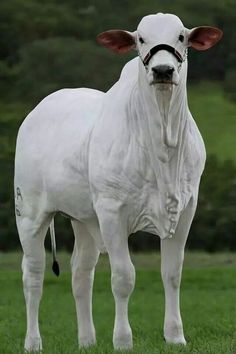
[166,67,174,75]
[152,65,174,81]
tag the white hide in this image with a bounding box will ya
[15,13,221,352]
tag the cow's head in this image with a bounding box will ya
[97,13,222,87]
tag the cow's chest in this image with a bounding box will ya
[119,132,204,238]
[127,158,199,237]
[90,118,205,238]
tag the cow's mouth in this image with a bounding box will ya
[151,80,176,90]
[157,80,173,84]
[152,79,177,85]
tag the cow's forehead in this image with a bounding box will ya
[137,13,185,37]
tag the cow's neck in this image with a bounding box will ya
[129,60,189,237]
[135,61,188,162]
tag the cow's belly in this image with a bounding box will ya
[44,157,95,221]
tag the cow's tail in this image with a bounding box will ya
[50,218,60,277]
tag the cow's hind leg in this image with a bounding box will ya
[161,200,197,345]
[17,212,51,352]
[71,220,100,348]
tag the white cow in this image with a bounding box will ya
[14,13,222,351]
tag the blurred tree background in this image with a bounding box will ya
[0,0,235,252]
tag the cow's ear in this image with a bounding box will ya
[188,26,223,51]
[97,30,136,54]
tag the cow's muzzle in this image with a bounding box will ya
[152,65,175,84]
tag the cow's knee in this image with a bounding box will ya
[162,270,181,290]
[111,262,135,299]
[161,255,183,290]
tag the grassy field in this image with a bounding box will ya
[0,252,236,354]
[188,82,236,161]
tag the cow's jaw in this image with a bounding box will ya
[155,83,173,91]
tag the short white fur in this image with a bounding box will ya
[14,12,222,351]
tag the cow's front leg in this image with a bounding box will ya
[111,247,135,350]
[96,199,135,350]
[161,201,197,345]
[161,237,186,345]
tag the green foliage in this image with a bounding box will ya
[188,82,236,161]
[0,0,235,102]
[0,103,30,251]
[15,37,134,104]
[223,69,236,102]
[190,156,236,251]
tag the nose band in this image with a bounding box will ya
[142,44,184,67]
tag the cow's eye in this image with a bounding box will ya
[179,34,184,42]
[139,36,145,44]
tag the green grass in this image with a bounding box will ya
[0,252,236,353]
[188,82,236,161]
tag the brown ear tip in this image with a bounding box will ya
[213,28,223,44]
[97,33,112,47]
[211,27,223,40]
[218,29,224,40]
[96,32,105,43]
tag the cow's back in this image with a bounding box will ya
[15,88,104,220]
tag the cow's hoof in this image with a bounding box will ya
[24,336,42,352]
[113,330,133,350]
[79,335,96,348]
[164,335,186,345]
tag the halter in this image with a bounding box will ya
[142,44,185,68]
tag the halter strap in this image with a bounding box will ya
[142,44,184,67]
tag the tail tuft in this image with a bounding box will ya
[52,260,60,277]
[50,218,60,277]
